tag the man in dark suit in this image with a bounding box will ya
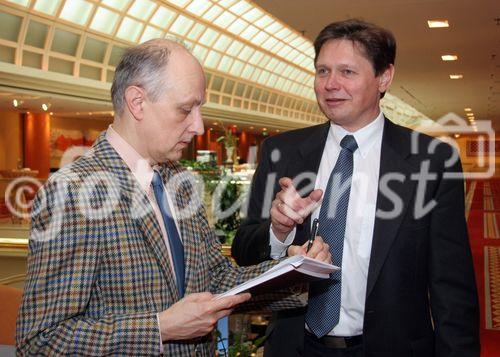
[232,19,480,357]
[16,39,330,356]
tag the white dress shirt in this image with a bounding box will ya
[270,111,384,336]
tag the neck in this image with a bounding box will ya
[112,116,156,166]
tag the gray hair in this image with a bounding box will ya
[111,39,173,117]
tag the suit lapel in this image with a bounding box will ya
[366,119,417,298]
[286,122,330,242]
[92,133,179,299]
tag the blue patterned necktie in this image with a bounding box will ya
[305,134,358,338]
[151,170,185,297]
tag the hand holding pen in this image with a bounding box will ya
[306,218,320,253]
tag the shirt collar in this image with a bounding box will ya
[330,111,385,158]
[106,125,155,192]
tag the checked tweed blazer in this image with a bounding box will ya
[17,133,303,356]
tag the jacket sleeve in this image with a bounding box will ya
[231,139,277,266]
[428,148,480,356]
[16,178,162,356]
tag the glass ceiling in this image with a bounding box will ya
[4,0,316,100]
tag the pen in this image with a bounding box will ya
[306,218,319,253]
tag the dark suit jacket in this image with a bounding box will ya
[232,118,480,357]
[17,133,304,356]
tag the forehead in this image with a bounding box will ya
[160,49,206,100]
[316,39,370,65]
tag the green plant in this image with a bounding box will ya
[216,330,266,357]
[214,179,241,245]
[216,122,238,148]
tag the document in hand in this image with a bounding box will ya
[218,255,339,298]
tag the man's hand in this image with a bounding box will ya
[159,292,251,341]
[287,236,332,264]
[271,177,323,242]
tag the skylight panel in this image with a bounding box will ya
[266,22,282,35]
[265,57,279,72]
[247,50,263,65]
[169,14,194,36]
[166,0,191,8]
[186,0,211,16]
[102,0,131,11]
[128,0,157,21]
[242,8,263,22]
[282,66,293,78]
[229,1,252,16]
[198,28,219,47]
[236,46,254,61]
[60,0,93,25]
[150,6,177,28]
[218,0,239,8]
[289,35,305,48]
[250,67,262,82]
[140,26,163,42]
[192,44,208,61]
[229,59,244,77]
[257,70,269,84]
[116,17,144,42]
[204,50,222,69]
[254,14,273,29]
[275,27,291,40]
[5,0,30,7]
[213,11,237,29]
[33,0,61,16]
[261,36,278,51]
[212,34,232,52]
[250,31,269,46]
[227,18,248,36]
[239,24,259,41]
[186,23,205,41]
[201,5,223,22]
[226,40,244,56]
[277,44,292,58]
[90,7,119,34]
[217,55,234,72]
[241,64,255,79]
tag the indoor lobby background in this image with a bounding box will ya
[0,0,498,355]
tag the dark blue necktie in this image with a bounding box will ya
[151,170,185,297]
[305,135,358,338]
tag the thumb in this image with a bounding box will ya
[308,189,323,203]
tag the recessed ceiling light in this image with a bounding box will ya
[49,112,53,115]
[213,122,218,126]
[466,113,474,116]
[41,103,49,111]
[454,134,460,138]
[427,20,449,28]
[13,99,18,107]
[249,126,254,129]
[262,128,267,131]
[449,74,463,79]
[464,108,472,112]
[441,55,458,61]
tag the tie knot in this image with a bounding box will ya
[340,135,358,153]
[151,170,162,188]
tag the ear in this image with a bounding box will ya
[378,64,395,94]
[124,86,146,121]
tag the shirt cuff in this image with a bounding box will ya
[269,225,296,260]
[157,313,164,354]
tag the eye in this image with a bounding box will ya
[342,69,355,76]
[316,67,328,76]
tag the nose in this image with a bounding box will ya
[190,109,204,136]
[324,73,340,91]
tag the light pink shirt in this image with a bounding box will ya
[106,125,180,350]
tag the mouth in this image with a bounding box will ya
[325,98,348,106]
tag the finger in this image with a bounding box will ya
[287,244,306,257]
[271,206,296,228]
[308,189,323,203]
[306,236,325,258]
[277,201,304,223]
[278,177,293,190]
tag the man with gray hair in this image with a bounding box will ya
[16,39,330,356]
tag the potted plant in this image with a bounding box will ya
[216,123,238,164]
